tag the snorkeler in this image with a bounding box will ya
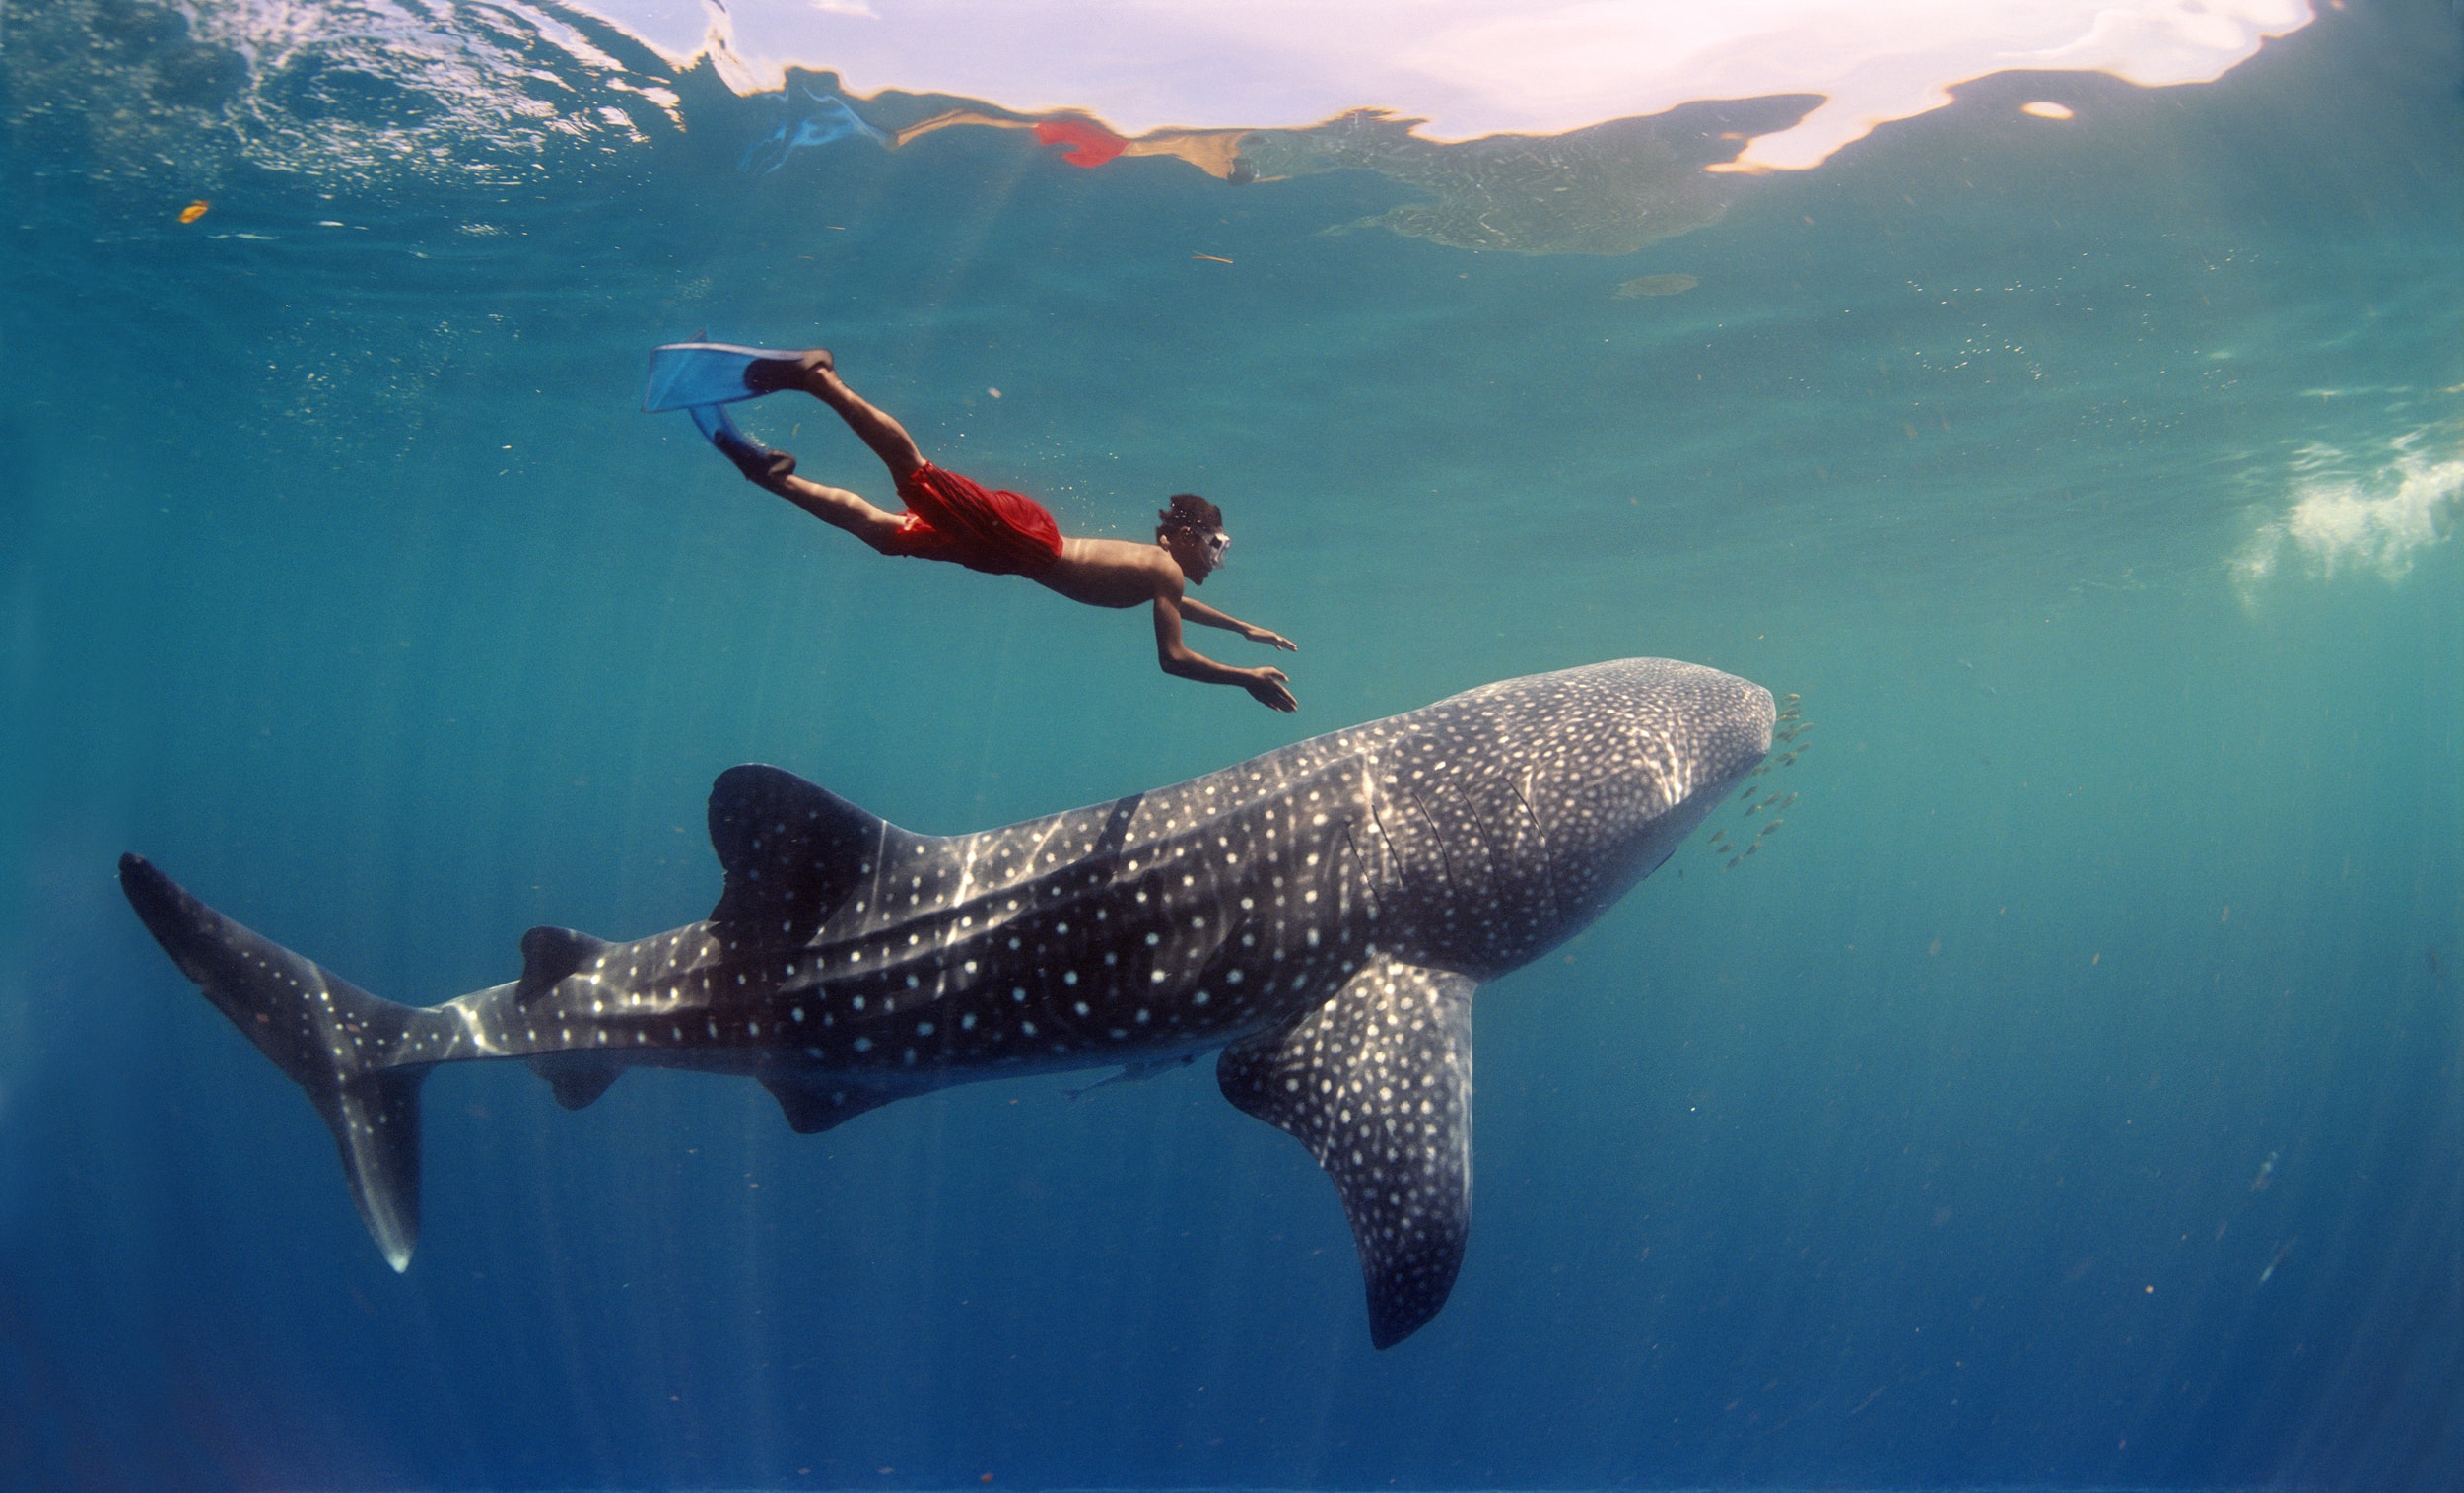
[710,349,1298,712]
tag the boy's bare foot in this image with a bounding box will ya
[745,348,836,397]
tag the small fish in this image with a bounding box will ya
[2250,1150,2278,1192]
[1757,818,1782,836]
[1724,856,1741,870]
[1741,844,1756,858]
[2259,1237,2295,1283]
[178,200,209,224]
[1061,1053,1196,1101]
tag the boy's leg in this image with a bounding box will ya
[715,429,910,554]
[767,472,913,556]
[748,349,924,482]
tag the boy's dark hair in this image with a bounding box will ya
[1157,492,1223,538]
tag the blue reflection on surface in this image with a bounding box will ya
[741,83,887,173]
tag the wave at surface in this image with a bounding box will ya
[577,0,2316,170]
[3,0,685,196]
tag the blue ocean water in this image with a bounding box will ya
[3,0,2460,1488]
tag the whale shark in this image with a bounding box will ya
[120,658,1772,1347]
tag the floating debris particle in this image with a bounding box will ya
[178,199,209,224]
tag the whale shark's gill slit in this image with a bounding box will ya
[1450,780,1503,870]
[1504,774,1562,922]
[1405,787,1455,889]
[1339,823,1380,920]
[1364,804,1405,893]
[1091,791,1145,875]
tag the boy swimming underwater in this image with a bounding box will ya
[715,350,1298,713]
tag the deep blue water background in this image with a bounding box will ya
[4,1,2461,1488]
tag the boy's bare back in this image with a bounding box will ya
[1041,536,1183,610]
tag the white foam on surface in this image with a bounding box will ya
[2236,432,2464,590]
[572,0,2313,168]
[159,0,683,187]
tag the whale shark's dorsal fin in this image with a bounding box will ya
[1217,955,1477,1350]
[707,764,894,944]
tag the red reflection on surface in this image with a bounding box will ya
[1032,118,1128,168]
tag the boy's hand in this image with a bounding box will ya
[1245,667,1298,713]
[1244,625,1299,652]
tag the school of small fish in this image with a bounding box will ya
[1706,694,1806,871]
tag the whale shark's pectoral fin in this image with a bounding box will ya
[707,765,899,945]
[761,1074,899,1134]
[1218,955,1476,1349]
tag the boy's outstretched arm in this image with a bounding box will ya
[1176,595,1298,653]
[1154,593,1297,712]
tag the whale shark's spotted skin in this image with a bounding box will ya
[121,658,1772,1347]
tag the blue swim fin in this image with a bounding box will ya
[688,402,750,445]
[690,402,790,479]
[644,340,800,413]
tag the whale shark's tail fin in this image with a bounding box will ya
[118,853,453,1272]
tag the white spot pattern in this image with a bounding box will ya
[120,659,1773,1343]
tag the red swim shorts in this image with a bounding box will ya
[884,462,1063,577]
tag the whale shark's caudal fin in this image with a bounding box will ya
[1218,955,1477,1349]
[117,853,454,1272]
